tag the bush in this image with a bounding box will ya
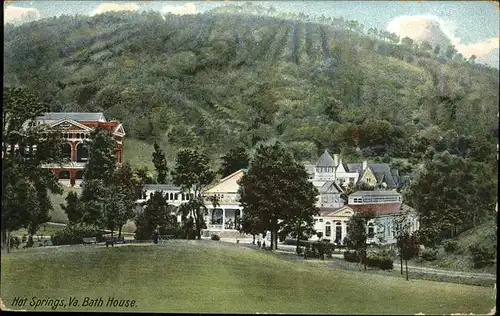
[296,246,304,256]
[211,234,220,241]
[283,239,310,246]
[51,225,104,246]
[421,248,438,261]
[444,239,459,253]
[469,245,496,268]
[344,251,360,262]
[362,252,394,270]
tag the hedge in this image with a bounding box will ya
[444,239,459,253]
[51,225,104,246]
[469,245,496,268]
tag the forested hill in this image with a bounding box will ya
[4,8,499,166]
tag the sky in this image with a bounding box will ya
[3,1,499,67]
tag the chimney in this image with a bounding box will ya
[333,154,339,166]
[362,160,367,171]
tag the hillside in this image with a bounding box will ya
[3,9,499,166]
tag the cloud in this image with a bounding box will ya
[93,2,138,15]
[161,2,198,16]
[387,15,499,66]
[4,5,41,24]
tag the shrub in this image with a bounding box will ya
[344,251,360,262]
[283,239,310,246]
[421,248,438,261]
[51,226,104,246]
[363,252,393,270]
[444,239,459,253]
[469,245,496,268]
[211,234,220,241]
[296,246,304,256]
[378,257,394,270]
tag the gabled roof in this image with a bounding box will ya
[346,163,399,188]
[38,112,106,122]
[49,119,93,131]
[317,181,343,194]
[316,149,335,167]
[204,169,246,193]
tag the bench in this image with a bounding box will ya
[83,237,97,245]
[105,236,125,247]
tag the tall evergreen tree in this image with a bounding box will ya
[80,127,117,227]
[238,142,319,250]
[2,87,64,252]
[171,148,215,240]
[345,210,376,270]
[152,142,168,184]
[83,128,116,184]
[218,146,249,178]
[61,191,83,226]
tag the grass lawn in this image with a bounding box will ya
[1,241,495,314]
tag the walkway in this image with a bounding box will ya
[267,244,497,280]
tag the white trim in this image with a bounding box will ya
[49,119,93,132]
[113,123,126,137]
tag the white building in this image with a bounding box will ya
[135,169,247,238]
[311,190,419,245]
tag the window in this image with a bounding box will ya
[319,219,323,223]
[170,193,173,200]
[314,219,318,223]
[325,222,331,237]
[335,222,342,244]
[368,223,375,238]
[175,193,178,200]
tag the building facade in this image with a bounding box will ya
[135,169,247,237]
[23,112,125,187]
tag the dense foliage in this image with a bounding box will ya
[2,87,65,251]
[51,225,103,246]
[238,142,319,250]
[3,10,497,166]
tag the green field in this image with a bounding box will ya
[1,241,495,314]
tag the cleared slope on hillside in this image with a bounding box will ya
[4,11,498,164]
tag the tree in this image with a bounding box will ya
[401,36,414,49]
[405,151,475,245]
[112,162,139,237]
[135,191,178,240]
[79,128,117,227]
[445,45,458,59]
[2,87,64,252]
[278,163,319,253]
[239,213,263,244]
[171,148,215,240]
[218,146,249,178]
[420,41,433,52]
[238,142,319,250]
[393,206,420,279]
[345,210,376,270]
[134,166,156,185]
[83,128,116,184]
[469,55,477,64]
[152,142,168,184]
[61,191,83,226]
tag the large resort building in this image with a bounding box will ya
[137,150,418,244]
[22,112,125,187]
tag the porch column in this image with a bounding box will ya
[222,209,226,231]
[69,169,76,187]
[341,220,347,244]
[71,142,77,162]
